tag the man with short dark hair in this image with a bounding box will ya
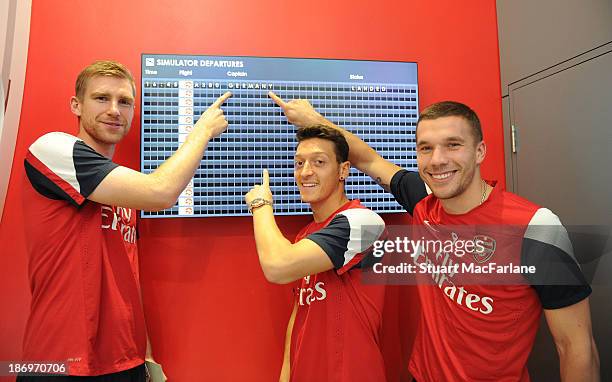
[418,100,483,141]
[245,124,387,382]
[269,92,600,382]
[20,60,231,381]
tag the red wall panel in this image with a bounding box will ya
[0,1,503,381]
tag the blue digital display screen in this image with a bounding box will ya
[141,54,418,218]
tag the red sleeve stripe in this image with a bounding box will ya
[337,252,364,275]
[26,150,85,205]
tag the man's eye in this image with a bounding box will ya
[418,146,431,153]
[95,96,108,102]
[315,160,325,166]
[120,99,133,106]
[294,161,304,168]
[448,143,461,149]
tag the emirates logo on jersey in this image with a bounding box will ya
[297,275,327,306]
[101,206,136,244]
[472,235,496,263]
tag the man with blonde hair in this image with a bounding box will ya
[20,60,231,381]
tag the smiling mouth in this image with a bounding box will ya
[301,183,318,188]
[100,121,123,128]
[428,171,457,181]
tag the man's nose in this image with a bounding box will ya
[107,100,120,116]
[300,161,314,176]
[429,146,448,166]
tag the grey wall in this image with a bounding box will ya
[497,0,612,380]
[497,0,612,98]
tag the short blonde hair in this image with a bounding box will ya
[75,60,136,99]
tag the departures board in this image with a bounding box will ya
[141,54,418,218]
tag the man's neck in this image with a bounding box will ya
[310,191,350,223]
[77,130,115,159]
[440,174,491,215]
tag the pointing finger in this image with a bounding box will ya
[262,169,270,187]
[268,91,286,108]
[211,91,232,108]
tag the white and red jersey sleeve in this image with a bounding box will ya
[24,132,118,206]
[305,207,385,275]
[521,208,592,309]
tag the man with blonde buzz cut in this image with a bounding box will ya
[20,60,231,381]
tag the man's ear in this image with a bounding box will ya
[70,96,81,117]
[339,161,350,181]
[476,140,486,165]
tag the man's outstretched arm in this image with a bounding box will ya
[268,91,401,191]
[88,92,232,211]
[245,169,334,284]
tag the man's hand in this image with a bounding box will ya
[268,91,326,127]
[245,169,274,207]
[194,91,232,138]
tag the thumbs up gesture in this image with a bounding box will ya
[245,169,274,213]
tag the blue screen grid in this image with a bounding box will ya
[141,59,418,218]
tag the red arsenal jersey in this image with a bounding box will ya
[22,132,146,376]
[290,200,387,382]
[390,170,591,382]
